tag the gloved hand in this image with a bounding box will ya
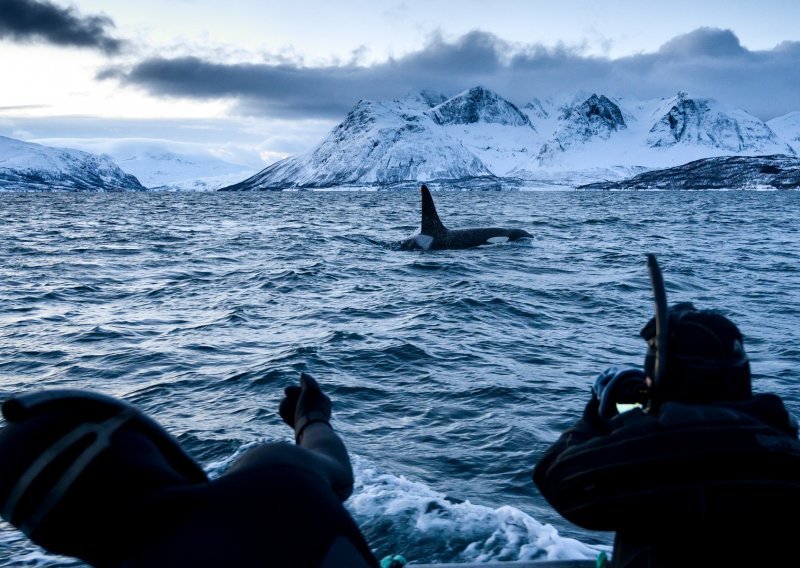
[591,366,648,422]
[591,366,623,402]
[582,390,601,423]
[278,372,332,440]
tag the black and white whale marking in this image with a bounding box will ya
[399,185,533,250]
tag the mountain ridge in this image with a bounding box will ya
[3,86,800,192]
[0,136,145,192]
[577,154,800,190]
[223,87,798,191]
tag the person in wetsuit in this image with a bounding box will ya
[533,300,800,567]
[0,373,378,567]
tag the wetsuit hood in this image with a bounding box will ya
[641,302,751,404]
[0,389,207,563]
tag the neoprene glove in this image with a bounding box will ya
[278,372,332,440]
[589,366,649,423]
[582,391,601,423]
[579,367,618,428]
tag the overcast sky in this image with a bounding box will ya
[1,0,799,167]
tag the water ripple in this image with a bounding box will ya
[1,190,799,565]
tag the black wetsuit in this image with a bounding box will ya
[0,417,377,567]
[0,384,377,567]
[124,445,377,567]
[533,393,800,567]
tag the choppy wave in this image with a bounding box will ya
[1,190,799,565]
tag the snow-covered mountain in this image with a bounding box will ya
[536,94,627,163]
[768,112,800,155]
[223,92,495,190]
[513,91,794,177]
[94,144,255,191]
[224,86,540,190]
[646,92,788,153]
[32,138,258,191]
[6,87,795,192]
[0,136,145,192]
[430,86,533,128]
[223,87,798,191]
[436,87,539,178]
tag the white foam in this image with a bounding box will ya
[0,443,609,565]
[203,439,263,479]
[348,454,608,563]
[0,519,76,567]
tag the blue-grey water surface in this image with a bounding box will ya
[1,190,799,565]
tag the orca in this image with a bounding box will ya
[399,185,533,250]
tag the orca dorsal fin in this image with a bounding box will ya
[420,185,447,236]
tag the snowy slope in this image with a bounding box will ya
[34,138,258,190]
[224,86,538,190]
[517,92,793,175]
[113,149,255,190]
[0,136,145,192]
[646,92,790,153]
[768,112,800,155]
[435,87,540,177]
[536,94,627,165]
[7,88,791,192]
[224,95,494,190]
[223,87,798,191]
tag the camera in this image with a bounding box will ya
[592,367,650,420]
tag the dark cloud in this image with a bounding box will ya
[99,31,553,119]
[657,27,746,58]
[100,28,800,121]
[99,57,379,118]
[400,30,508,74]
[0,0,124,54]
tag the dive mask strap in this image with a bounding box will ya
[3,408,138,537]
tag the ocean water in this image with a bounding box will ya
[1,189,799,566]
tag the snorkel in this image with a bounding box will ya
[646,253,668,411]
[588,254,668,421]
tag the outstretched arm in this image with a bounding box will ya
[281,372,353,499]
[228,373,354,501]
[295,421,354,500]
